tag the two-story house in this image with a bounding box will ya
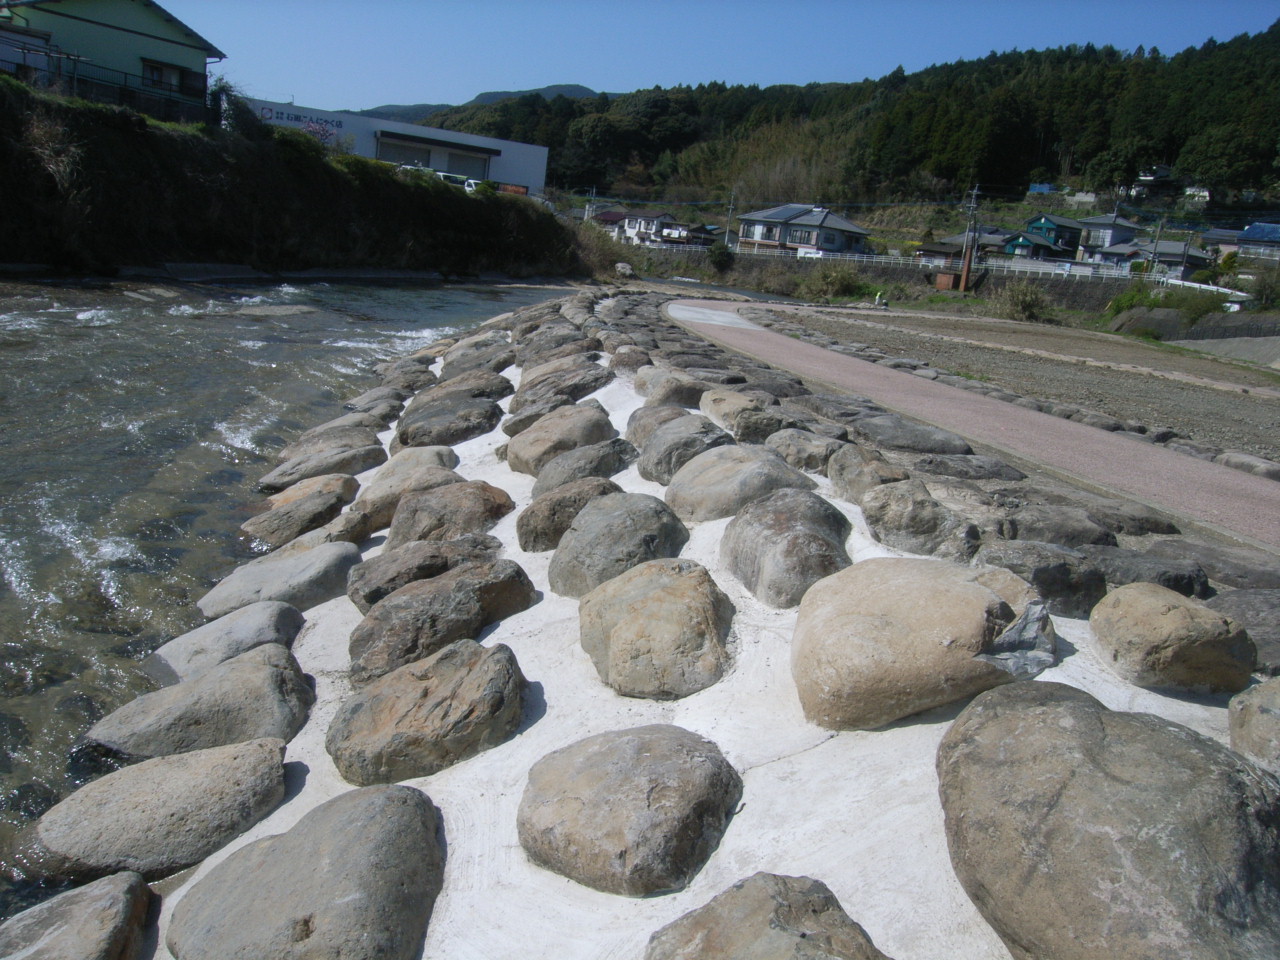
[1077,214,1141,262]
[1002,213,1084,261]
[737,205,871,256]
[0,0,223,123]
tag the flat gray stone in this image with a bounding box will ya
[13,739,285,882]
[257,445,387,495]
[166,785,443,960]
[0,871,152,960]
[141,601,304,684]
[198,542,362,619]
[240,489,348,548]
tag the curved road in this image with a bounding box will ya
[666,299,1280,553]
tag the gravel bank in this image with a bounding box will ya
[751,305,1280,463]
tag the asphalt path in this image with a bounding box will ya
[666,299,1280,553]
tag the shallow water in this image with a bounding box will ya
[0,278,565,911]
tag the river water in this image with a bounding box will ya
[0,278,566,912]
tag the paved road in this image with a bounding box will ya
[666,299,1280,553]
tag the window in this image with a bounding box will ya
[790,228,815,245]
[763,225,778,241]
[141,60,180,91]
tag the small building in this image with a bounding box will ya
[1002,213,1084,261]
[1100,240,1211,279]
[1238,223,1280,261]
[0,0,224,123]
[939,225,1014,258]
[248,98,548,196]
[1077,214,1141,261]
[1201,228,1243,257]
[737,204,871,256]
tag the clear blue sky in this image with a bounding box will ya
[162,0,1279,111]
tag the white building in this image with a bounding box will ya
[247,98,548,196]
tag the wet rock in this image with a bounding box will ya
[937,682,1280,960]
[517,725,742,896]
[13,738,285,882]
[792,558,1025,730]
[76,644,313,767]
[645,872,894,960]
[142,600,304,684]
[277,425,380,464]
[346,534,503,613]
[327,639,525,785]
[665,445,816,522]
[344,385,407,414]
[265,473,358,510]
[197,542,361,619]
[1089,581,1255,693]
[548,493,690,598]
[579,559,733,699]
[348,559,537,684]
[383,480,514,551]
[721,488,851,608]
[0,870,152,960]
[166,785,444,960]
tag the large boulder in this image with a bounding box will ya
[326,639,525,785]
[265,472,358,510]
[826,443,911,504]
[999,504,1118,549]
[506,403,618,476]
[1206,589,1280,676]
[721,488,851,608]
[764,428,845,474]
[645,872,895,960]
[517,725,742,896]
[937,682,1280,960]
[579,559,733,699]
[791,558,1027,730]
[383,480,514,551]
[348,559,537,684]
[345,534,503,613]
[1077,543,1212,598]
[0,870,152,960]
[665,446,816,522]
[972,539,1107,618]
[1229,677,1280,773]
[12,738,285,882]
[257,445,387,495]
[852,415,972,454]
[530,438,637,499]
[548,493,690,598]
[141,601,304,684]
[240,488,349,548]
[637,415,735,485]
[1089,581,1255,693]
[860,479,980,560]
[625,404,687,449]
[516,477,621,552]
[350,446,461,531]
[74,644,313,768]
[197,541,361,619]
[166,785,444,960]
[509,357,614,413]
[395,396,504,450]
[277,425,380,464]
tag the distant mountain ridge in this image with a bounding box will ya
[345,84,598,124]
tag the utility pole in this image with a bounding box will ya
[725,189,737,251]
[960,185,980,292]
[1149,216,1165,280]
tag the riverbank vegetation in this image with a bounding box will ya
[0,78,577,275]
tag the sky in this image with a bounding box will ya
[161,0,1280,112]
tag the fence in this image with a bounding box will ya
[0,56,214,125]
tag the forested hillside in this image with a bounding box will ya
[424,21,1280,205]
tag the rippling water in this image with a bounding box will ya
[0,278,564,911]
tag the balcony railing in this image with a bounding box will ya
[1,55,214,125]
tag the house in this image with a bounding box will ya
[249,98,549,195]
[939,225,1015,257]
[0,0,224,123]
[1001,213,1084,261]
[1099,240,1211,279]
[737,205,871,256]
[1077,214,1141,262]
[619,211,677,245]
[1201,228,1243,257]
[1238,223,1280,261]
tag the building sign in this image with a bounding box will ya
[259,107,344,130]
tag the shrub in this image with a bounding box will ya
[707,241,734,272]
[1160,288,1229,323]
[990,279,1054,322]
[797,263,876,301]
[1106,282,1156,317]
